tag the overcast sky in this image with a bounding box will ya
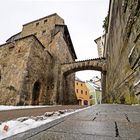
[0,0,109,81]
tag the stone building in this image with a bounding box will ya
[0,13,77,105]
[103,0,140,104]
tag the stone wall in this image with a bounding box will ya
[18,36,54,105]
[0,36,33,105]
[49,31,77,104]
[21,14,77,105]
[21,14,64,49]
[104,0,140,104]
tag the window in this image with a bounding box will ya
[76,89,78,93]
[85,91,87,95]
[81,84,83,86]
[44,19,47,23]
[36,22,39,26]
[90,95,93,99]
[76,82,78,85]
[81,90,83,94]
[42,30,46,35]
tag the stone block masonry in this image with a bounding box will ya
[0,13,107,106]
[0,13,77,105]
[103,0,140,104]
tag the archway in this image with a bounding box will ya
[60,70,103,105]
[84,100,88,105]
[58,58,106,104]
[32,80,41,105]
[78,99,82,105]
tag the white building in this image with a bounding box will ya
[86,78,102,105]
[94,35,105,58]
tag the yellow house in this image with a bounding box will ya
[75,79,90,105]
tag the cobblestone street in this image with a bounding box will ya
[7,104,140,140]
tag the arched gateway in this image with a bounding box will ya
[58,58,106,104]
[61,58,106,75]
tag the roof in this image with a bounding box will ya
[75,79,85,83]
[1,34,45,49]
[94,36,101,43]
[6,13,61,42]
[55,24,77,59]
[86,81,101,91]
[5,13,77,59]
[6,32,21,42]
[94,34,105,44]
[75,77,82,81]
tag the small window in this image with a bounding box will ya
[81,84,83,86]
[42,30,46,35]
[44,19,47,23]
[81,90,83,94]
[90,95,93,99]
[85,91,87,95]
[36,22,39,26]
[76,82,78,85]
[76,89,78,93]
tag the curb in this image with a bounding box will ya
[4,106,92,140]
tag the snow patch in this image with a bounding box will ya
[0,105,59,111]
[0,106,91,139]
[134,80,140,87]
[128,46,135,58]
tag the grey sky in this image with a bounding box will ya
[0,0,109,81]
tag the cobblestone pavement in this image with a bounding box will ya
[27,104,140,140]
[0,105,85,122]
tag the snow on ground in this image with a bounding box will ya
[0,117,54,139]
[0,105,60,111]
[0,106,90,139]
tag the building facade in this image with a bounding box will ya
[86,80,102,105]
[103,0,140,104]
[75,79,90,105]
[0,13,77,105]
[94,35,105,58]
[94,35,105,100]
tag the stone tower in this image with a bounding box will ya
[0,13,77,105]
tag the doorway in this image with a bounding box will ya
[32,81,41,105]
